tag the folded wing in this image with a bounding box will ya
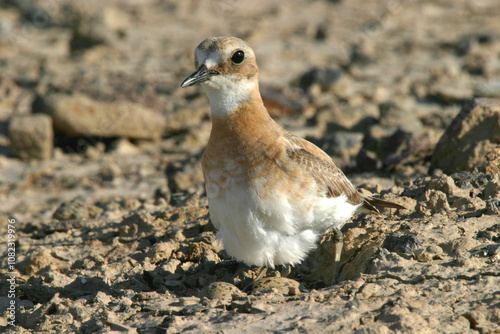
[283,132,405,214]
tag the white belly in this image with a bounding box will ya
[205,173,361,268]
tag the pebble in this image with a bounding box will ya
[485,198,500,215]
[382,233,421,254]
[53,195,89,221]
[379,102,423,134]
[249,277,301,295]
[8,114,53,160]
[200,282,246,301]
[475,81,500,98]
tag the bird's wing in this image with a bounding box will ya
[283,132,367,207]
[283,132,406,213]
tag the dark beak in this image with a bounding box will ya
[180,64,219,88]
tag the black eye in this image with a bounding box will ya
[231,50,245,64]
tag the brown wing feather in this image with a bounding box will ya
[283,132,364,206]
[363,196,406,210]
[283,132,405,214]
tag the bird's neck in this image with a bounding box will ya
[208,89,283,148]
[203,78,262,118]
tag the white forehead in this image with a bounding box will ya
[195,48,226,68]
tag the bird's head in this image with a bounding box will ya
[181,36,260,115]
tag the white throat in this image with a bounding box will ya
[202,75,257,118]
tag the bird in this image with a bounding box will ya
[181,36,405,281]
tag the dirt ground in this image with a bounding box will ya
[0,0,499,333]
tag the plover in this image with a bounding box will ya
[181,36,404,280]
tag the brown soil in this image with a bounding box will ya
[0,0,499,333]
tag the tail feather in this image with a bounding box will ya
[361,195,406,214]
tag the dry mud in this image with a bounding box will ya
[0,0,499,333]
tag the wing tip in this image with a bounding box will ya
[363,195,407,211]
[361,200,380,214]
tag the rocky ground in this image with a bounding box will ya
[0,0,500,333]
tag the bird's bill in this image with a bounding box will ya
[180,64,219,87]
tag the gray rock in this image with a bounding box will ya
[431,98,500,174]
[379,102,423,134]
[8,114,53,160]
[249,277,301,295]
[53,195,89,221]
[200,282,245,300]
[485,198,500,215]
[475,81,500,98]
[428,81,473,104]
[33,93,166,140]
[382,233,421,254]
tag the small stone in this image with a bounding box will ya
[288,286,301,296]
[379,102,423,134]
[427,81,473,104]
[485,198,500,215]
[180,304,204,316]
[109,138,139,154]
[382,233,421,254]
[8,114,53,160]
[483,177,500,198]
[199,282,245,301]
[414,245,444,262]
[53,195,89,221]
[464,310,488,330]
[179,296,201,306]
[249,277,300,295]
[475,81,500,98]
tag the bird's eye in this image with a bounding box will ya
[231,50,245,64]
